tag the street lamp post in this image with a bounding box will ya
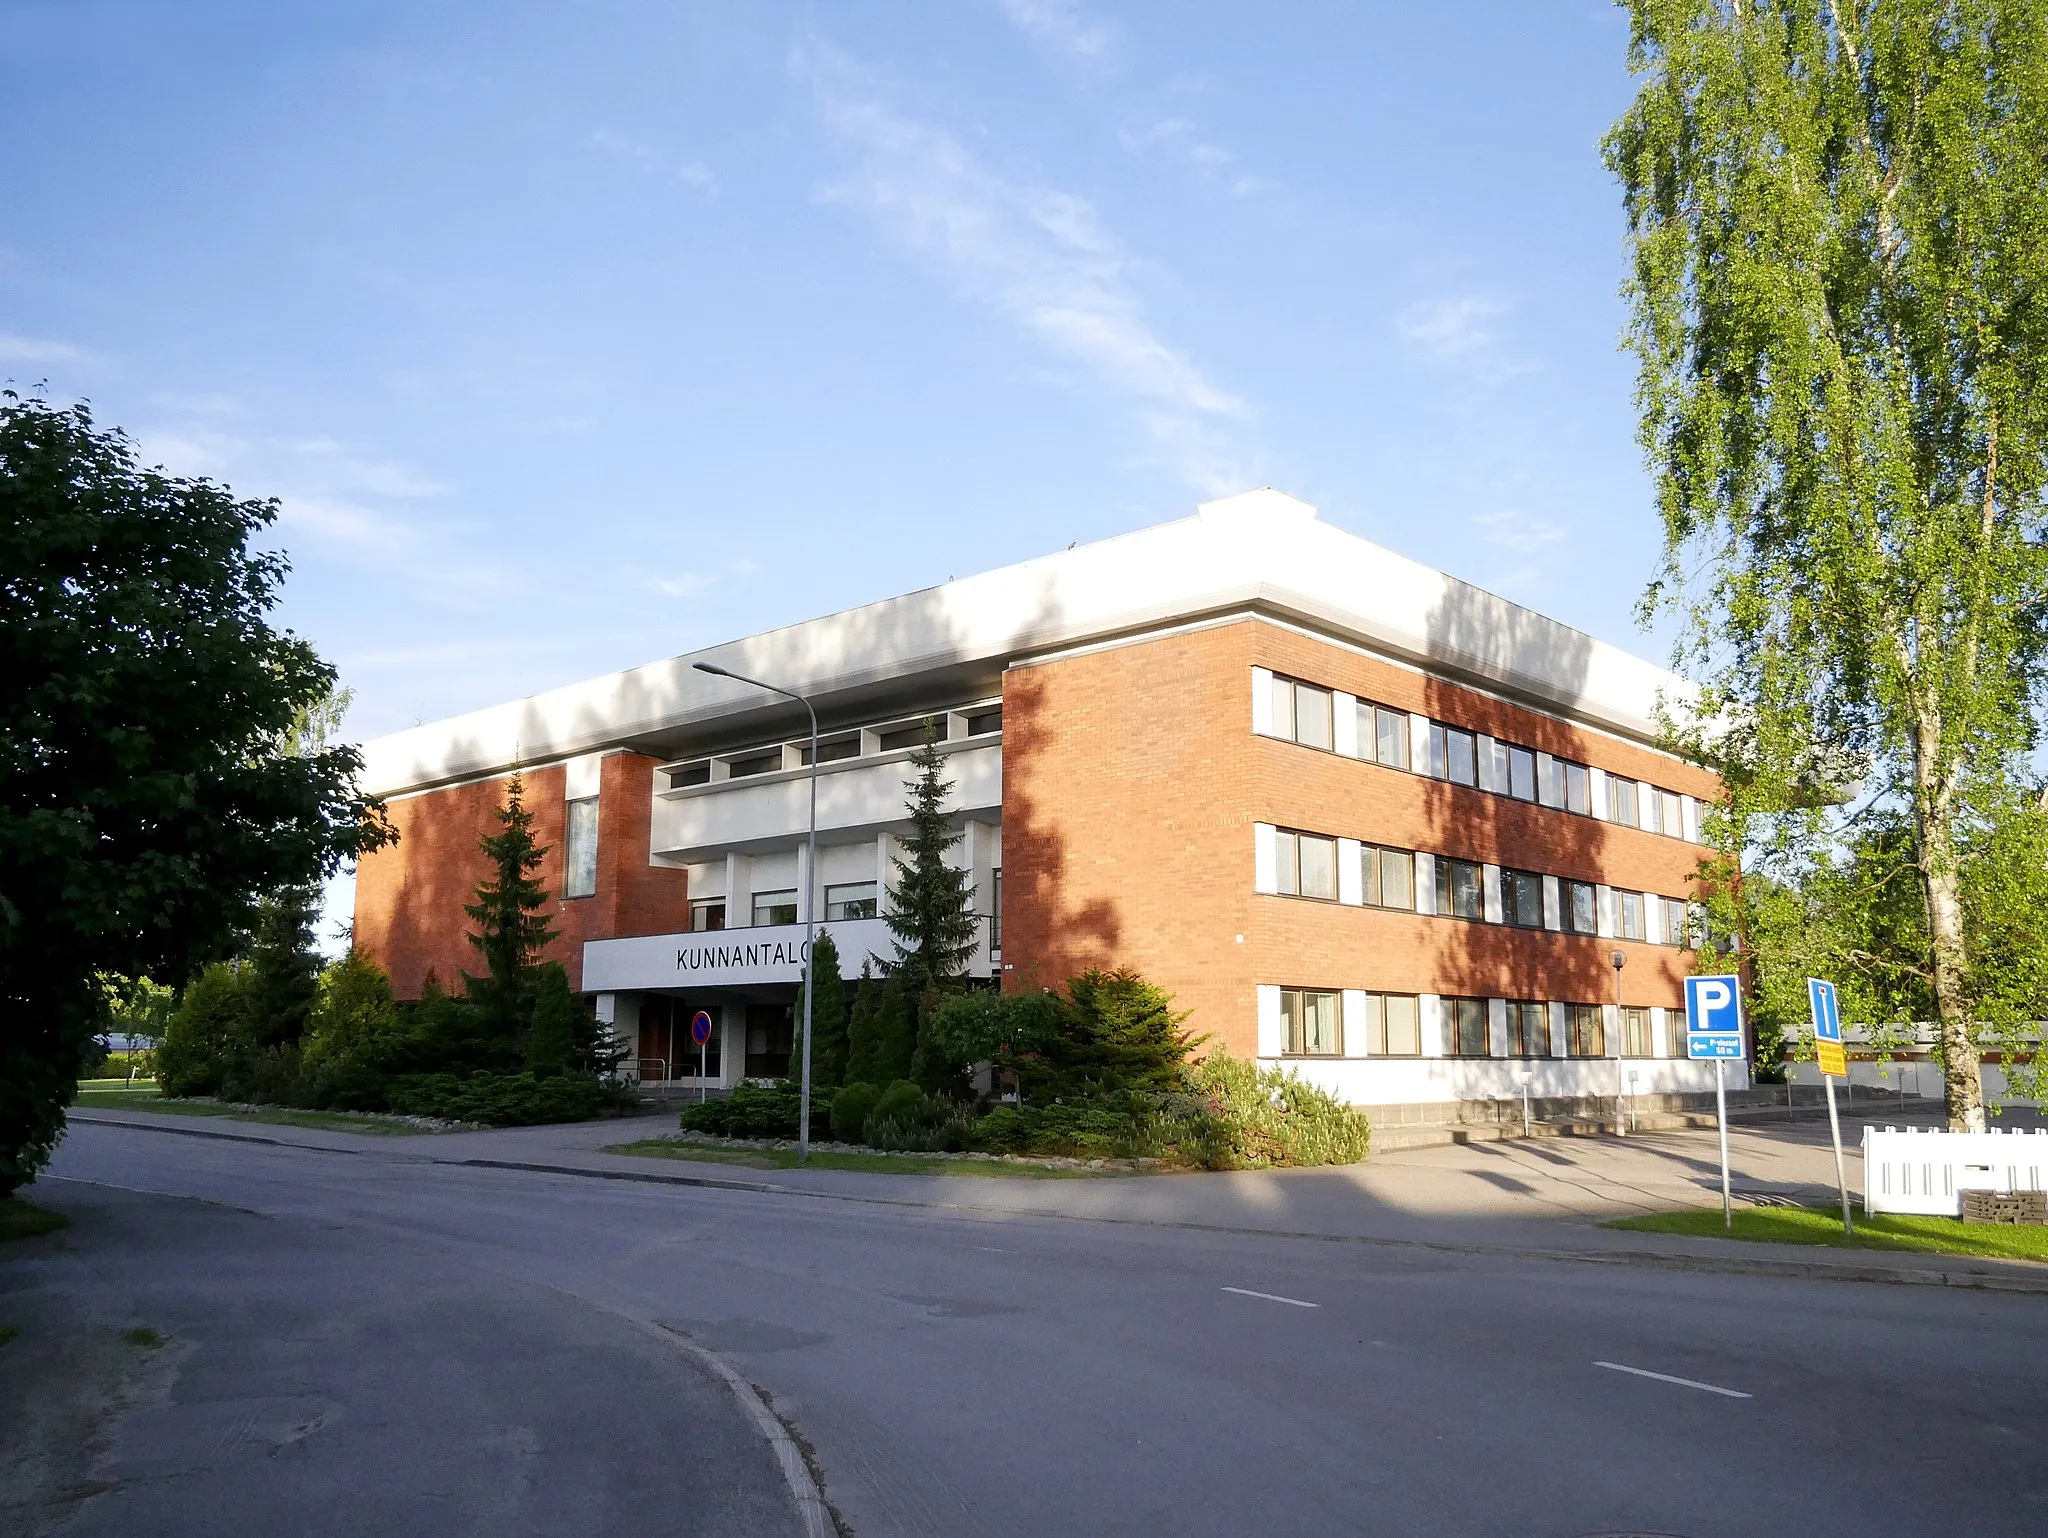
[693,661,820,1164]
[1610,949,1628,1137]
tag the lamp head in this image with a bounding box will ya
[692,662,731,678]
[1610,950,1627,971]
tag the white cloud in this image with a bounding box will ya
[803,45,1253,490]
[0,332,89,366]
[1396,293,1537,385]
[1119,118,1265,197]
[996,0,1115,63]
[650,573,716,599]
[590,130,720,194]
[1471,509,1566,557]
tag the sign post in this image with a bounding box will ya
[690,1010,713,1108]
[1808,978,1854,1234]
[1685,975,1745,1229]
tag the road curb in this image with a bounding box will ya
[67,1114,2048,1296]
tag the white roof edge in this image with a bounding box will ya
[358,494,1696,797]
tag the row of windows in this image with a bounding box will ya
[1269,827,1698,946]
[1262,671,1693,839]
[1279,988,1677,1060]
[666,702,1003,789]
[688,880,883,931]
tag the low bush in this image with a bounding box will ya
[966,1102,1156,1159]
[1189,1054,1371,1169]
[677,1081,832,1142]
[386,1071,627,1127]
[830,1082,880,1143]
[866,1080,925,1132]
[864,1086,975,1152]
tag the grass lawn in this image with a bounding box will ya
[0,1196,69,1244]
[72,1087,434,1137]
[605,1138,1122,1179]
[1611,1204,2048,1263]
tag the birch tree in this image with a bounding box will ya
[1607,0,2048,1128]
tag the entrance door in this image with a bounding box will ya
[744,1002,794,1079]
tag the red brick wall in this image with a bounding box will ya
[354,753,687,999]
[999,619,1718,1058]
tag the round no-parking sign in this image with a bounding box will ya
[689,1010,714,1046]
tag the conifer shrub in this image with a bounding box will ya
[830,1082,880,1143]
[863,1085,974,1151]
[386,1070,616,1127]
[1188,1055,1371,1169]
[158,963,245,1097]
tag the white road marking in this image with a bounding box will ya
[1595,1360,1751,1399]
[1221,1286,1319,1309]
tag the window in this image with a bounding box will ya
[1507,745,1537,802]
[1372,705,1410,769]
[1363,846,1414,910]
[1609,775,1640,828]
[1661,897,1692,948]
[1269,675,1335,750]
[1507,1000,1550,1058]
[1446,997,1490,1057]
[1483,736,1509,791]
[1357,992,1421,1055]
[1568,1003,1606,1058]
[1659,789,1685,838]
[689,898,726,932]
[1435,856,1484,920]
[1502,869,1545,929]
[1281,987,1342,1056]
[1617,891,1645,941]
[1620,1006,1653,1058]
[563,797,598,898]
[1428,723,1477,785]
[798,736,861,766]
[992,868,1002,949]
[1564,761,1591,815]
[1562,879,1598,935]
[728,750,782,778]
[878,717,943,751]
[1539,754,1565,806]
[966,707,1003,736]
[825,881,877,920]
[670,762,711,789]
[1274,829,1339,900]
[751,889,798,927]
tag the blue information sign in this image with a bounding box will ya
[1685,974,1744,1061]
[1807,979,1842,1042]
[690,1010,714,1047]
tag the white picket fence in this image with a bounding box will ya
[1862,1125,2048,1217]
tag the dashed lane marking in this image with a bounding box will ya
[1222,1286,1319,1308]
[1594,1360,1751,1399]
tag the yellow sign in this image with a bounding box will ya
[1816,1040,1848,1078]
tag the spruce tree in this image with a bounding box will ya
[796,931,848,1091]
[241,884,324,1051]
[885,729,980,995]
[462,774,558,1056]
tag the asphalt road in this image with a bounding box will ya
[26,1120,2048,1537]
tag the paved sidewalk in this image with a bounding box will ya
[65,1105,2048,1294]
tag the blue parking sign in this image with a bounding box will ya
[1685,974,1744,1060]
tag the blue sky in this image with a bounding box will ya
[5,0,1666,747]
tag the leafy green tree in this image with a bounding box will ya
[884,731,980,995]
[0,396,390,1191]
[1607,1,2048,1127]
[795,931,848,1091]
[461,773,558,1057]
[157,964,248,1098]
[301,948,404,1078]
